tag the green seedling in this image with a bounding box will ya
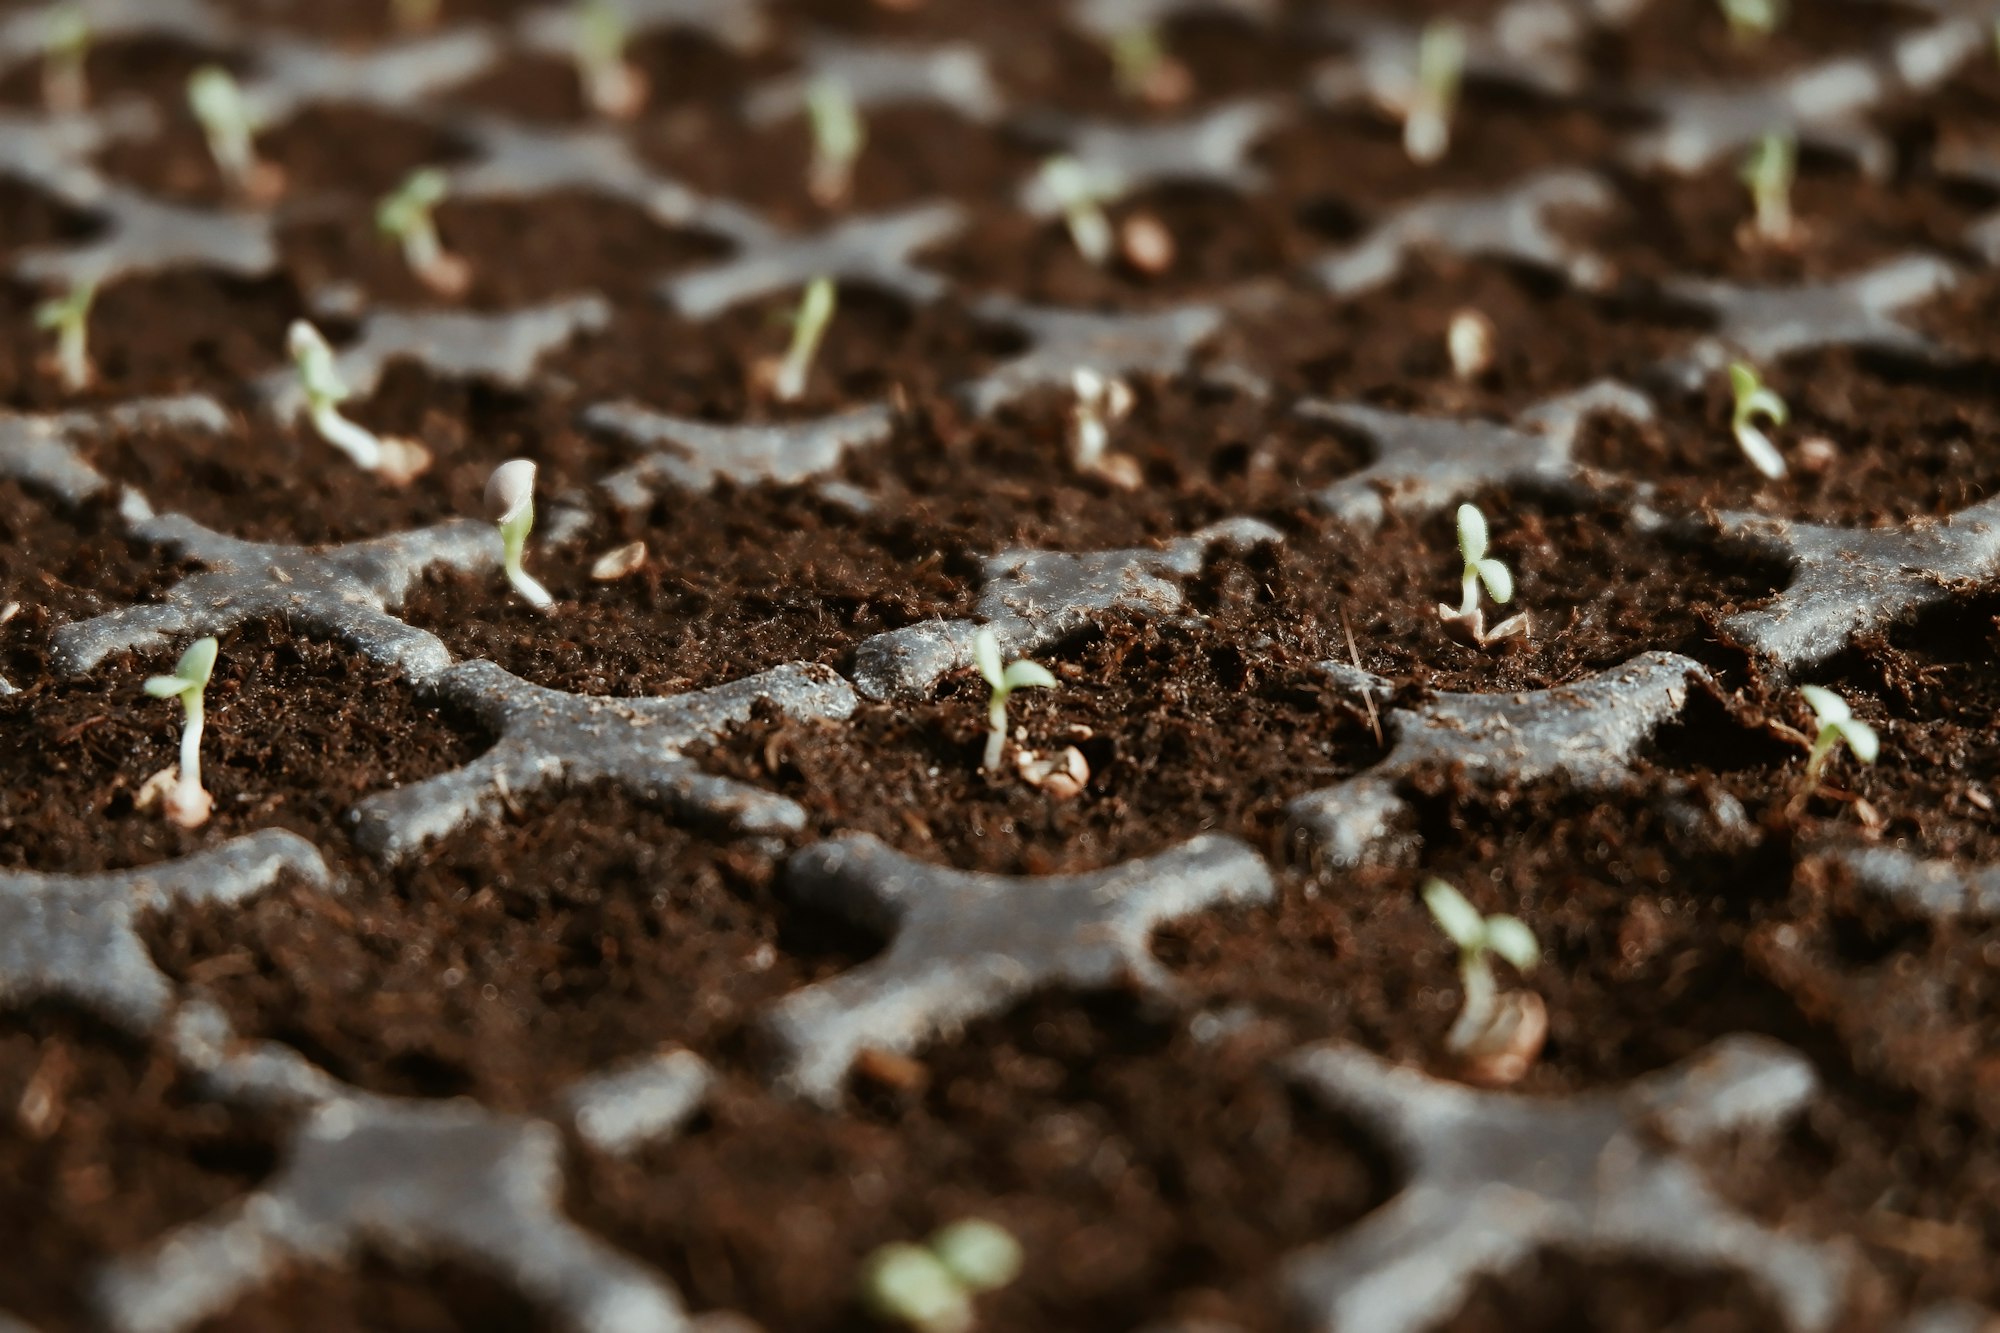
[43,4,89,114]
[1436,502,1527,646]
[1038,155,1113,266]
[1422,877,1543,1077]
[1728,360,1789,480]
[973,627,1057,772]
[769,277,836,402]
[486,459,554,611]
[575,0,647,119]
[861,1219,1023,1333]
[188,65,282,201]
[806,77,866,207]
[1404,19,1465,165]
[1068,367,1139,488]
[1800,685,1879,792]
[35,279,95,391]
[1108,25,1189,106]
[288,320,430,483]
[377,168,470,296]
[1719,0,1784,43]
[141,637,219,828]
[1739,132,1797,246]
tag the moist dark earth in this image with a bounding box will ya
[5,0,2000,1330]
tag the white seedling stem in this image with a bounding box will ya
[807,78,866,207]
[188,65,271,197]
[36,281,94,390]
[487,459,554,610]
[973,627,1057,772]
[1729,361,1789,480]
[1041,156,1113,266]
[775,278,836,402]
[1405,20,1465,165]
[143,637,218,828]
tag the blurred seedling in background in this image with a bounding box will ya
[1719,0,1783,44]
[1738,132,1798,248]
[1038,155,1113,266]
[807,78,867,207]
[1068,367,1140,488]
[35,280,95,391]
[861,1219,1024,1333]
[1108,25,1191,107]
[1437,502,1528,646]
[1404,20,1465,165]
[42,3,89,114]
[377,168,472,297]
[1728,360,1789,480]
[973,628,1058,773]
[188,65,284,202]
[575,0,647,120]
[487,459,555,611]
[287,320,431,484]
[1422,877,1546,1087]
[1447,309,1494,381]
[757,277,837,403]
[138,637,219,829]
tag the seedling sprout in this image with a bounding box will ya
[287,320,431,484]
[1447,309,1494,381]
[575,0,647,120]
[486,459,554,611]
[1800,685,1879,792]
[1422,877,1545,1084]
[769,277,837,403]
[140,636,219,829]
[377,168,471,296]
[43,4,89,114]
[1719,0,1783,43]
[806,78,866,207]
[35,280,95,391]
[1038,155,1113,266]
[188,65,282,201]
[1108,26,1191,106]
[1068,367,1140,488]
[1739,132,1797,246]
[1728,360,1789,480]
[1436,502,1528,646]
[973,627,1057,772]
[1404,20,1465,165]
[861,1219,1023,1333]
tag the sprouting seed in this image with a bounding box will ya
[1068,367,1139,488]
[141,637,219,829]
[860,1219,1023,1333]
[1719,0,1783,43]
[1404,19,1465,165]
[188,65,281,201]
[377,168,471,296]
[486,459,555,611]
[1436,502,1528,646]
[1739,132,1797,246]
[1038,155,1113,266]
[1728,360,1789,480]
[575,0,647,120]
[806,77,867,208]
[35,280,95,391]
[43,4,90,115]
[1446,309,1494,381]
[771,277,837,403]
[1422,877,1541,1059]
[287,320,431,484]
[1108,26,1189,106]
[1800,685,1879,791]
[973,627,1057,773]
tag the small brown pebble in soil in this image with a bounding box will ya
[1119,212,1177,276]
